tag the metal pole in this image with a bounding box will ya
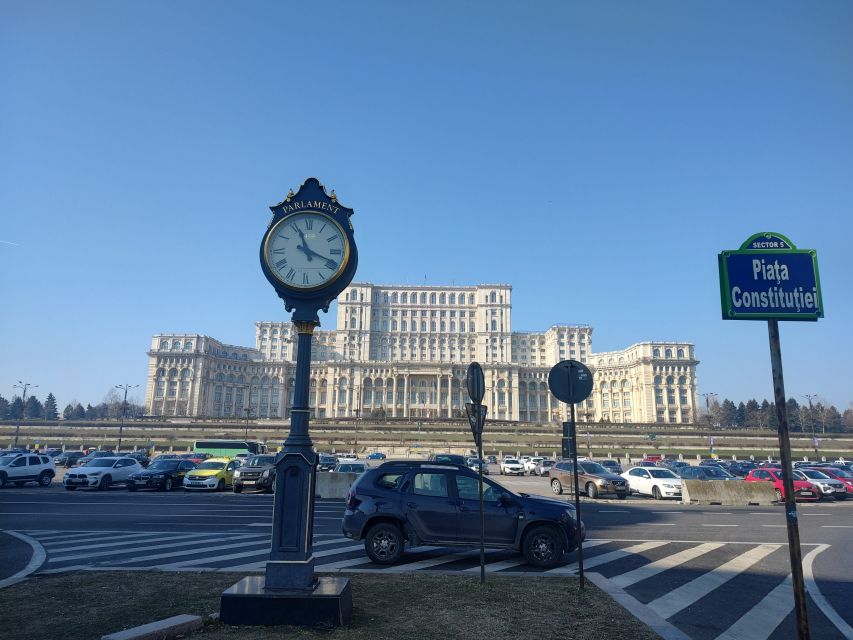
[768,320,810,640]
[803,394,817,456]
[477,404,485,585]
[567,365,584,590]
[119,386,128,451]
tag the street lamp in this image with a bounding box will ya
[803,394,818,455]
[244,406,253,440]
[115,384,139,452]
[12,380,37,448]
[701,392,717,455]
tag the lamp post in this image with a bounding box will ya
[803,394,818,455]
[244,406,253,440]
[115,384,138,452]
[12,381,37,448]
[701,392,717,455]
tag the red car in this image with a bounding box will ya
[810,467,853,499]
[744,468,819,502]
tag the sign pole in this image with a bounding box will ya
[478,406,486,585]
[567,365,584,590]
[768,320,810,640]
[465,363,487,585]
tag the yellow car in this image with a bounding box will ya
[183,457,239,491]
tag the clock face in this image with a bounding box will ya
[263,211,349,290]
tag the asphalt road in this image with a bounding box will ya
[1,475,852,640]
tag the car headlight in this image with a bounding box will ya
[89,471,102,476]
[662,483,676,488]
[233,471,241,478]
[262,468,273,478]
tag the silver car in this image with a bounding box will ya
[466,457,490,475]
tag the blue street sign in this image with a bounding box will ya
[718,232,823,321]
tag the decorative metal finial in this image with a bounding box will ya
[286,189,295,201]
[330,189,337,202]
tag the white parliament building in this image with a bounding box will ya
[145,283,700,424]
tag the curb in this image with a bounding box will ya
[101,614,203,640]
[586,572,691,640]
[0,531,46,589]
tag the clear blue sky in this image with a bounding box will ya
[2,2,852,412]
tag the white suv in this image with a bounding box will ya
[0,453,56,487]
[63,456,142,490]
[500,458,525,476]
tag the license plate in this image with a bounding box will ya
[801,491,813,495]
[68,479,85,484]
[188,482,205,486]
[242,480,256,485]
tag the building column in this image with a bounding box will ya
[403,375,409,418]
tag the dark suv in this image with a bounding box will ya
[342,461,585,569]
[550,459,628,499]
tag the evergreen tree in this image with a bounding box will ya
[735,402,746,427]
[44,393,59,420]
[786,398,802,432]
[719,399,737,428]
[63,404,74,420]
[8,396,24,420]
[85,404,97,419]
[25,396,43,418]
[72,403,86,420]
[0,395,8,420]
[744,399,761,428]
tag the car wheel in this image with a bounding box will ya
[38,472,52,487]
[233,484,243,493]
[127,484,137,492]
[652,485,662,500]
[98,476,112,491]
[216,479,225,492]
[586,483,598,499]
[163,477,173,492]
[364,523,404,564]
[617,492,627,500]
[775,488,783,501]
[522,525,564,569]
[14,481,26,487]
[0,473,6,488]
[551,479,563,495]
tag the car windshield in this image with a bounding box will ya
[319,455,336,462]
[196,461,226,470]
[86,459,117,468]
[149,460,180,471]
[505,459,519,464]
[799,469,830,479]
[704,467,733,478]
[579,462,609,474]
[540,460,553,466]
[827,469,853,478]
[649,469,678,478]
[247,456,276,466]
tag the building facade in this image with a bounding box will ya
[145,283,700,424]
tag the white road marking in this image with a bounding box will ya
[108,539,273,566]
[49,534,265,562]
[44,532,217,554]
[821,525,853,528]
[546,541,669,575]
[701,524,738,527]
[647,523,675,526]
[647,544,780,620]
[382,550,482,572]
[762,525,787,528]
[610,543,724,589]
[715,575,792,640]
[41,532,172,550]
[599,510,630,513]
[156,542,366,570]
[0,532,46,589]
[802,543,853,639]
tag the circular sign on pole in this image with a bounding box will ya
[466,362,485,404]
[548,360,593,404]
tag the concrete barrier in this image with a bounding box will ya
[315,472,360,499]
[681,480,777,506]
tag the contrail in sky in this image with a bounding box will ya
[0,241,20,246]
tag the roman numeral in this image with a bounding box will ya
[275,258,288,269]
[320,223,327,233]
[290,223,300,234]
[325,259,339,270]
[326,234,338,243]
[305,219,313,230]
[329,249,342,255]
[286,268,296,281]
[272,249,286,254]
[303,273,310,284]
[278,234,290,240]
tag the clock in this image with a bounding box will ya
[262,210,350,290]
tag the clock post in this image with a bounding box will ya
[220,178,358,627]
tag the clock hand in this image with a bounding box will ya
[296,242,314,261]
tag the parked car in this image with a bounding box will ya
[334,462,370,474]
[44,448,64,458]
[54,451,85,467]
[534,459,555,476]
[466,457,490,475]
[318,454,338,472]
[678,466,739,481]
[366,452,387,460]
[634,460,659,468]
[551,460,629,499]
[128,458,196,491]
[342,460,585,569]
[743,468,819,502]
[621,467,682,500]
[427,453,467,466]
[181,452,210,464]
[119,451,150,468]
[811,467,853,497]
[725,461,758,477]
[338,454,359,463]
[486,455,498,464]
[152,453,183,461]
[77,451,115,466]
[183,457,240,491]
[597,459,623,475]
[793,469,847,500]
[63,457,143,490]
[524,457,545,475]
[499,458,525,476]
[233,454,277,493]
[0,453,56,488]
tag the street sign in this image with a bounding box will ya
[465,402,487,448]
[547,360,593,404]
[466,362,485,404]
[718,232,823,321]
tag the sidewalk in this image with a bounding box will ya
[0,530,43,588]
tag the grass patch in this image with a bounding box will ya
[0,571,659,640]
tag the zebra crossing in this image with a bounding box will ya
[16,529,848,639]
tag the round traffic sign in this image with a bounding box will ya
[466,362,485,403]
[548,360,593,404]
